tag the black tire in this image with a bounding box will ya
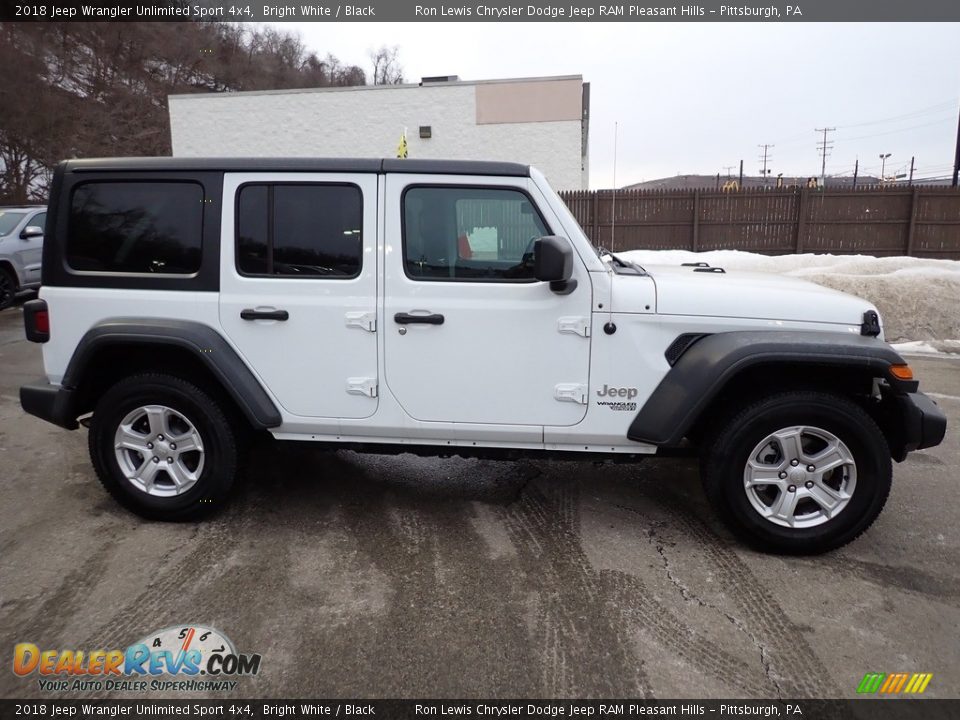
[88,373,238,521]
[0,266,17,310]
[700,391,892,555]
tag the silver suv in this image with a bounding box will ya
[0,205,46,309]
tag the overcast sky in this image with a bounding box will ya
[271,22,960,188]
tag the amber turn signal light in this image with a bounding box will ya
[889,364,914,380]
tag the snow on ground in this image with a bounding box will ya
[891,340,960,355]
[619,250,960,350]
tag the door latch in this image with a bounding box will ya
[554,383,588,404]
[346,377,378,398]
[345,311,376,332]
[557,316,590,338]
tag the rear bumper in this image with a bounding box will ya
[20,380,79,430]
[894,391,947,458]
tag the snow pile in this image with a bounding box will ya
[619,250,960,348]
[891,339,960,355]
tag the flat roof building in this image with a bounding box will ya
[168,74,590,190]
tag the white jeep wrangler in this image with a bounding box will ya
[20,158,946,553]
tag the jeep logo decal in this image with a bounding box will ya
[596,384,638,400]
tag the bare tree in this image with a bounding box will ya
[369,45,404,85]
[0,21,368,203]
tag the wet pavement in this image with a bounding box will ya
[1,304,958,700]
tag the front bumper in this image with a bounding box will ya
[892,391,947,460]
[20,379,79,430]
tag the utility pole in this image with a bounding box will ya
[758,144,774,186]
[909,156,915,185]
[739,159,743,189]
[953,99,960,187]
[853,158,859,188]
[815,127,836,186]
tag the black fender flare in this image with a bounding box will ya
[627,331,912,446]
[62,318,282,429]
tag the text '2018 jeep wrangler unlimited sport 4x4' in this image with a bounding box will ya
[20,158,946,553]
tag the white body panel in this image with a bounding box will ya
[36,165,881,457]
[646,264,875,328]
[39,288,221,385]
[381,173,592,428]
[217,173,379,420]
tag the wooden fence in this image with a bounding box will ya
[559,186,960,258]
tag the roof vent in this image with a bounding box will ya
[420,75,460,85]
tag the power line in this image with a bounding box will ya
[770,97,959,147]
[835,100,958,129]
[839,117,955,143]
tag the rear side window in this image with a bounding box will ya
[67,182,203,274]
[402,186,549,281]
[236,184,362,278]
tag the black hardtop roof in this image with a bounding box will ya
[60,157,531,177]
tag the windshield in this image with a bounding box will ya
[0,211,26,237]
[530,171,596,249]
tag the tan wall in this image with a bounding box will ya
[475,78,582,125]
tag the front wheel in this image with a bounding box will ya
[89,373,238,520]
[700,391,892,554]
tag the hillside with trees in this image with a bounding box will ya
[0,22,376,203]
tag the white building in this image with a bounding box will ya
[168,75,590,190]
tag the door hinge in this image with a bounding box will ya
[346,377,378,398]
[345,311,376,332]
[558,316,591,337]
[554,383,588,404]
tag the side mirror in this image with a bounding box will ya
[20,226,43,240]
[534,236,577,295]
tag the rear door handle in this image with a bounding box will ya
[394,312,444,325]
[241,309,289,321]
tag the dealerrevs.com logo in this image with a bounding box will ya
[13,625,261,693]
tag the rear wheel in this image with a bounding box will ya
[700,391,891,554]
[0,267,17,310]
[89,374,238,520]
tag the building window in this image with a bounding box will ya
[67,182,203,274]
[236,184,362,278]
[402,186,549,281]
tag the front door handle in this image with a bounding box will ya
[394,312,444,325]
[241,308,289,321]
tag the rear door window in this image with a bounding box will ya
[236,183,362,278]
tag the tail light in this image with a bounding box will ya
[24,299,49,343]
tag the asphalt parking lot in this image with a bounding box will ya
[1,304,958,701]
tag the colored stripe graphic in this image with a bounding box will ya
[904,674,921,694]
[858,672,932,694]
